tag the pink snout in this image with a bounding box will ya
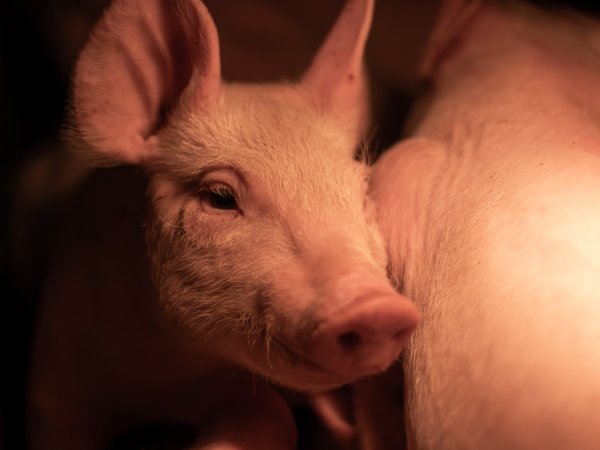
[310,294,418,378]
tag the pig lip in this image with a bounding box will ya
[270,335,332,371]
[269,335,366,386]
[271,336,355,379]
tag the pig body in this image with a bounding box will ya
[370,1,600,448]
[27,0,419,449]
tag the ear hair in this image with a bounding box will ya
[71,0,221,166]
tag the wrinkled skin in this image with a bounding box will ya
[370,1,600,449]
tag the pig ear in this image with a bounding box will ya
[301,0,374,134]
[419,0,483,77]
[72,0,221,165]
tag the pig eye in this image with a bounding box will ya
[200,184,238,211]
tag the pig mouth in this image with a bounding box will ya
[268,335,320,369]
[266,335,362,387]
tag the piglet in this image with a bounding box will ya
[27,0,418,449]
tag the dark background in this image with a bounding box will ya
[1,1,599,449]
[1,2,107,449]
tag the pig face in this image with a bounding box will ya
[71,0,418,391]
[146,85,409,390]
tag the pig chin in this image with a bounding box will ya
[234,334,370,392]
[244,358,364,393]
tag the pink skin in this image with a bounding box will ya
[28,0,418,449]
[370,1,600,449]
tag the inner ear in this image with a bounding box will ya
[300,0,374,141]
[72,0,221,165]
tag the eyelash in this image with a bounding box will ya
[207,183,233,197]
[199,183,239,212]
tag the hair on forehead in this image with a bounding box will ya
[151,83,359,181]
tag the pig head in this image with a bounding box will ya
[69,0,418,391]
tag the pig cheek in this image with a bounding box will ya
[146,192,316,371]
[146,203,262,348]
[259,262,316,344]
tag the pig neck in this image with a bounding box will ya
[396,1,600,293]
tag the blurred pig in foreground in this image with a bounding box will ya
[26,0,419,449]
[370,0,600,448]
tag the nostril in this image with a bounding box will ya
[338,331,362,351]
[309,296,418,377]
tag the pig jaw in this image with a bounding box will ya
[144,86,418,391]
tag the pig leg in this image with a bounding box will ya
[298,390,356,450]
[189,413,295,450]
[188,388,361,450]
[352,364,407,450]
[181,391,297,450]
